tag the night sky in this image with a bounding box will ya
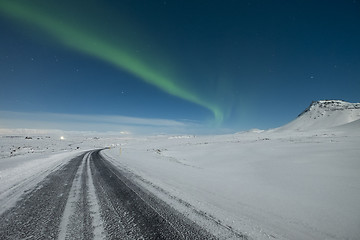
[1,0,359,134]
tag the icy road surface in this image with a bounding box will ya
[0,150,219,239]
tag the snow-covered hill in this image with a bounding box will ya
[277,100,360,131]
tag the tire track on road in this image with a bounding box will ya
[86,152,106,239]
[58,151,106,240]
[91,150,216,239]
[58,152,90,239]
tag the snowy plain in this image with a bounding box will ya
[0,100,359,239]
[102,127,360,240]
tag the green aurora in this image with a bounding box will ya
[0,1,225,124]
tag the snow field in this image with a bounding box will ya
[103,129,360,240]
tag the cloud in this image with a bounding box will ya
[0,111,198,135]
[0,128,65,135]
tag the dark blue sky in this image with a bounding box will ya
[0,0,359,134]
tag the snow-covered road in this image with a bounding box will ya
[0,150,219,239]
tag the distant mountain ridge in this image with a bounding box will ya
[277,100,360,131]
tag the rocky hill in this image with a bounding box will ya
[277,100,360,131]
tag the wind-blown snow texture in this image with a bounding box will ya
[0,100,359,239]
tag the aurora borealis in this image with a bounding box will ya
[1,0,359,133]
[0,1,223,123]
